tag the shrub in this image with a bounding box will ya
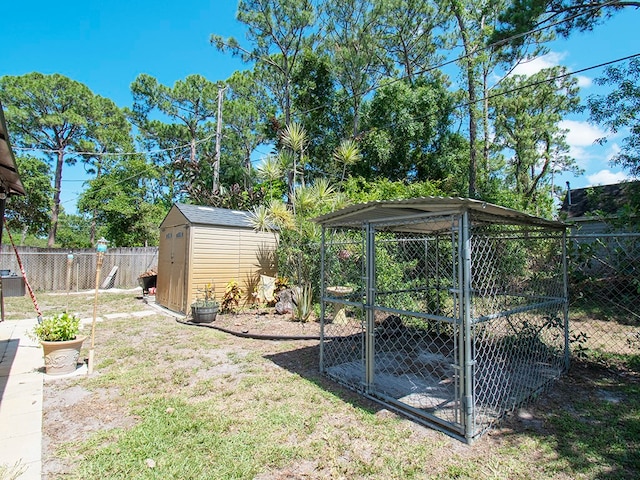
[32,313,81,342]
[221,280,242,314]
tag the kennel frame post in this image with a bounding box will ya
[562,228,570,371]
[365,222,376,392]
[319,226,326,373]
[461,211,475,442]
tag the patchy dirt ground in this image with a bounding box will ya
[41,305,639,479]
[41,310,327,478]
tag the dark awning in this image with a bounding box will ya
[0,100,25,197]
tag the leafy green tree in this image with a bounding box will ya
[377,0,444,84]
[78,156,165,247]
[211,0,316,125]
[223,70,274,188]
[55,213,93,249]
[320,0,389,136]
[129,74,222,202]
[441,0,512,197]
[493,0,638,48]
[490,67,581,210]
[0,73,127,246]
[588,57,640,175]
[342,176,446,203]
[77,96,137,244]
[4,156,52,244]
[358,78,465,183]
[291,49,342,172]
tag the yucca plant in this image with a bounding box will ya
[292,283,314,323]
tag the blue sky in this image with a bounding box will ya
[2,1,639,214]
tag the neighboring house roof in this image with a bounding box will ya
[172,203,255,229]
[560,181,640,219]
[313,196,564,232]
[0,100,25,197]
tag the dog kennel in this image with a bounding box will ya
[314,197,568,443]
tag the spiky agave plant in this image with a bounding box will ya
[292,282,314,323]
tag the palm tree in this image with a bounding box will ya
[257,155,284,201]
[280,122,308,204]
[333,139,361,184]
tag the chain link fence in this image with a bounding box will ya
[567,232,640,367]
[0,246,158,293]
[319,211,568,443]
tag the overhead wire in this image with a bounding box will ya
[12,0,632,208]
[13,133,216,157]
[297,0,621,117]
[407,52,640,128]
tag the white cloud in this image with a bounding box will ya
[557,120,610,169]
[509,52,592,88]
[559,120,606,147]
[587,169,630,186]
[576,75,592,88]
[511,52,566,77]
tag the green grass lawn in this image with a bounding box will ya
[5,291,638,479]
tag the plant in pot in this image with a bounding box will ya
[190,283,219,323]
[31,312,86,375]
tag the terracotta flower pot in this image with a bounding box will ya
[41,336,86,375]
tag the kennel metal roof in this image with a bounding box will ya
[313,196,565,232]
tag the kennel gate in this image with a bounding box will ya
[315,198,569,443]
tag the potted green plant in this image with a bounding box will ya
[31,312,86,375]
[190,283,219,323]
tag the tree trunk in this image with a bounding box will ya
[482,65,491,188]
[47,149,65,247]
[453,7,478,198]
[213,87,225,194]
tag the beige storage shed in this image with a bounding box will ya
[156,203,278,314]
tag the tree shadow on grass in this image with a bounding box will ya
[267,341,639,479]
[496,362,640,479]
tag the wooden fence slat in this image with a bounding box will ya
[0,245,159,292]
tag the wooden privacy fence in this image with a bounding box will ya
[0,246,158,292]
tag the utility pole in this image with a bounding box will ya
[213,86,226,194]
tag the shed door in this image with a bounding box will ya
[158,225,188,313]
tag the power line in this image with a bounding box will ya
[413,52,640,127]
[13,133,216,157]
[297,0,620,118]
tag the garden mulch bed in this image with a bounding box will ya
[188,310,324,339]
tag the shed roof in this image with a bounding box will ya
[313,196,564,231]
[0,101,25,197]
[560,181,640,219]
[172,203,255,229]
